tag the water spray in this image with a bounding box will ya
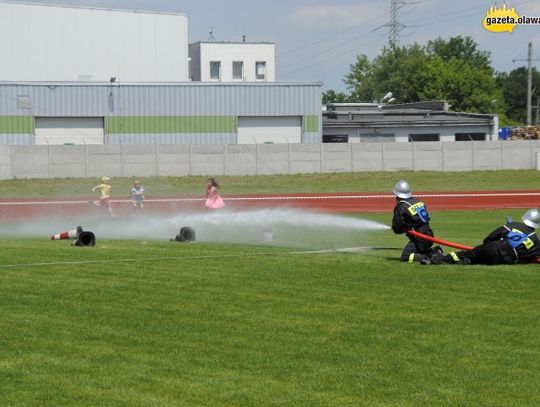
[0,207,390,250]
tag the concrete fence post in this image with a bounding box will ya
[10,145,14,179]
[47,142,51,179]
[288,142,291,174]
[85,143,89,177]
[255,143,259,175]
[412,141,416,171]
[120,142,125,177]
[155,143,159,176]
[223,144,227,176]
[189,144,193,176]
[350,143,354,172]
[531,139,534,169]
[381,142,385,171]
[471,141,475,171]
[500,141,504,169]
[442,142,446,171]
[320,143,324,173]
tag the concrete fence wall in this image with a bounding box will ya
[1,140,539,180]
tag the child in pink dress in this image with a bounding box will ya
[204,178,225,209]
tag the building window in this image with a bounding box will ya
[409,134,440,142]
[233,61,243,80]
[455,133,486,141]
[210,61,221,80]
[255,61,266,80]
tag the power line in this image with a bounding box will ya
[278,0,539,81]
[278,28,382,72]
[277,10,389,58]
[404,4,488,26]
[404,0,537,27]
[278,36,387,79]
[278,1,491,73]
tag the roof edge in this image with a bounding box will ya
[0,0,187,17]
[0,80,322,87]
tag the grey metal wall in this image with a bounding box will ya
[0,141,538,180]
[0,82,322,116]
[0,82,322,144]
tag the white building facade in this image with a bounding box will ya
[189,41,275,82]
[0,1,189,82]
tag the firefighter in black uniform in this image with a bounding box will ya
[422,208,540,265]
[392,180,440,263]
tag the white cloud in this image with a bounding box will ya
[290,3,384,27]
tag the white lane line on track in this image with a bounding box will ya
[0,192,539,206]
[0,252,274,268]
[0,247,381,268]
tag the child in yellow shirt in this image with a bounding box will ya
[91,176,116,217]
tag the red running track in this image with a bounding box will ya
[0,190,539,222]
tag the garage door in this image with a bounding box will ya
[237,116,302,144]
[35,117,104,145]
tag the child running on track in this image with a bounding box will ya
[204,178,225,209]
[129,180,145,211]
[91,176,116,217]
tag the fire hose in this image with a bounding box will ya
[407,229,540,264]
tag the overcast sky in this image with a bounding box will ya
[15,0,540,91]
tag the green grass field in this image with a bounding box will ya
[1,173,539,406]
[1,170,539,198]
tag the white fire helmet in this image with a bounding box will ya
[393,180,412,199]
[522,208,540,228]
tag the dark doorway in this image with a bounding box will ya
[323,135,349,143]
[409,134,440,142]
[455,133,486,141]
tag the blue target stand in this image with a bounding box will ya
[498,126,512,140]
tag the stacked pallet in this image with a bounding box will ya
[511,126,540,140]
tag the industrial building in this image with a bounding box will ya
[189,41,275,82]
[0,1,321,145]
[322,101,498,142]
[0,1,501,148]
[0,1,189,82]
[0,82,321,145]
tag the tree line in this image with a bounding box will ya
[323,36,539,126]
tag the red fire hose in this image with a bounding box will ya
[407,229,540,264]
[407,230,473,251]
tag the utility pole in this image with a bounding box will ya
[512,41,539,126]
[527,42,532,126]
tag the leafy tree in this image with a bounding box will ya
[496,67,540,125]
[426,36,492,71]
[342,54,374,102]
[322,89,350,104]
[343,36,503,114]
[421,56,503,114]
[345,44,430,103]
